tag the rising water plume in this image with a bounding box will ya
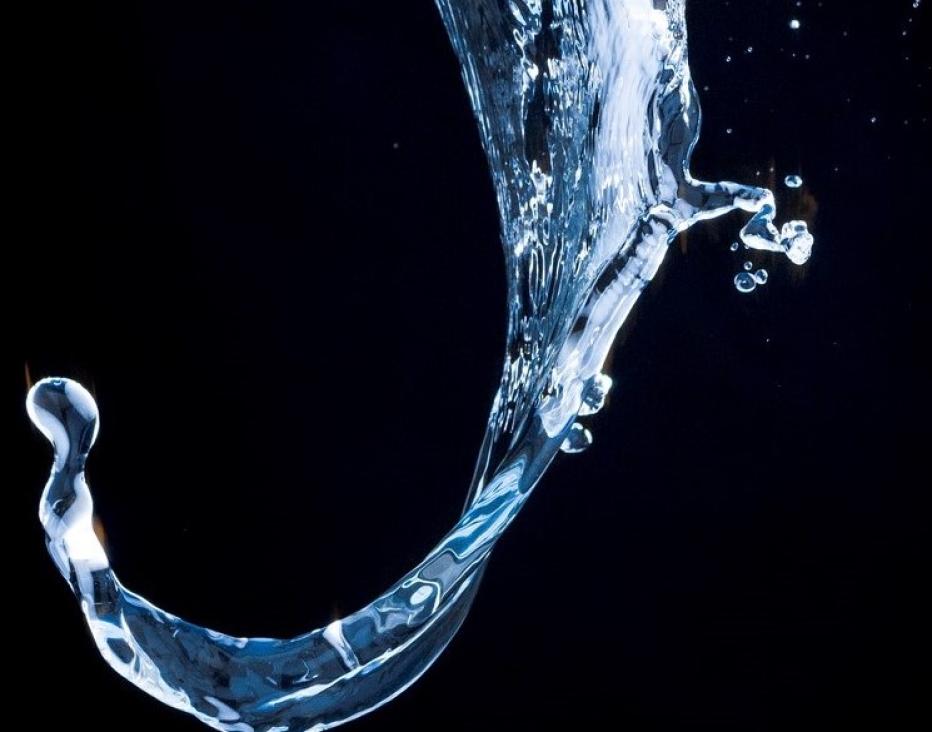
[27,2,812,730]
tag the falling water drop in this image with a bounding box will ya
[734,272,757,294]
[790,18,801,30]
[561,423,593,454]
[780,220,814,265]
[784,175,803,188]
[753,269,769,285]
[730,241,740,252]
[744,261,753,271]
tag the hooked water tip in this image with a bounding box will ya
[26,378,99,467]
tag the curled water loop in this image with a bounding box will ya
[27,1,812,730]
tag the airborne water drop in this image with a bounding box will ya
[734,272,758,293]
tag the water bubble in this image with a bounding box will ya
[784,175,803,188]
[579,373,613,416]
[744,261,753,271]
[753,268,769,285]
[730,241,740,252]
[789,19,801,29]
[734,272,757,294]
[560,423,593,454]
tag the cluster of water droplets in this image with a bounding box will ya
[730,173,809,293]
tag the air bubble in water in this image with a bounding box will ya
[753,269,769,285]
[785,175,803,188]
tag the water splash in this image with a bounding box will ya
[27,2,813,730]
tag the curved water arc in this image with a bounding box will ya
[28,376,571,731]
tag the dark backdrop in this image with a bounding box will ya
[9,1,926,729]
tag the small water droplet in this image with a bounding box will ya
[789,18,801,29]
[560,423,593,454]
[753,268,769,285]
[744,261,753,271]
[780,220,813,265]
[784,174,803,188]
[730,241,740,252]
[734,272,757,294]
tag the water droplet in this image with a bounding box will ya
[560,423,593,454]
[734,272,757,294]
[744,261,753,271]
[730,241,740,252]
[579,373,613,416]
[780,220,814,265]
[789,19,801,30]
[784,174,803,188]
[753,268,769,285]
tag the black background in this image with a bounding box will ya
[9,1,927,729]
